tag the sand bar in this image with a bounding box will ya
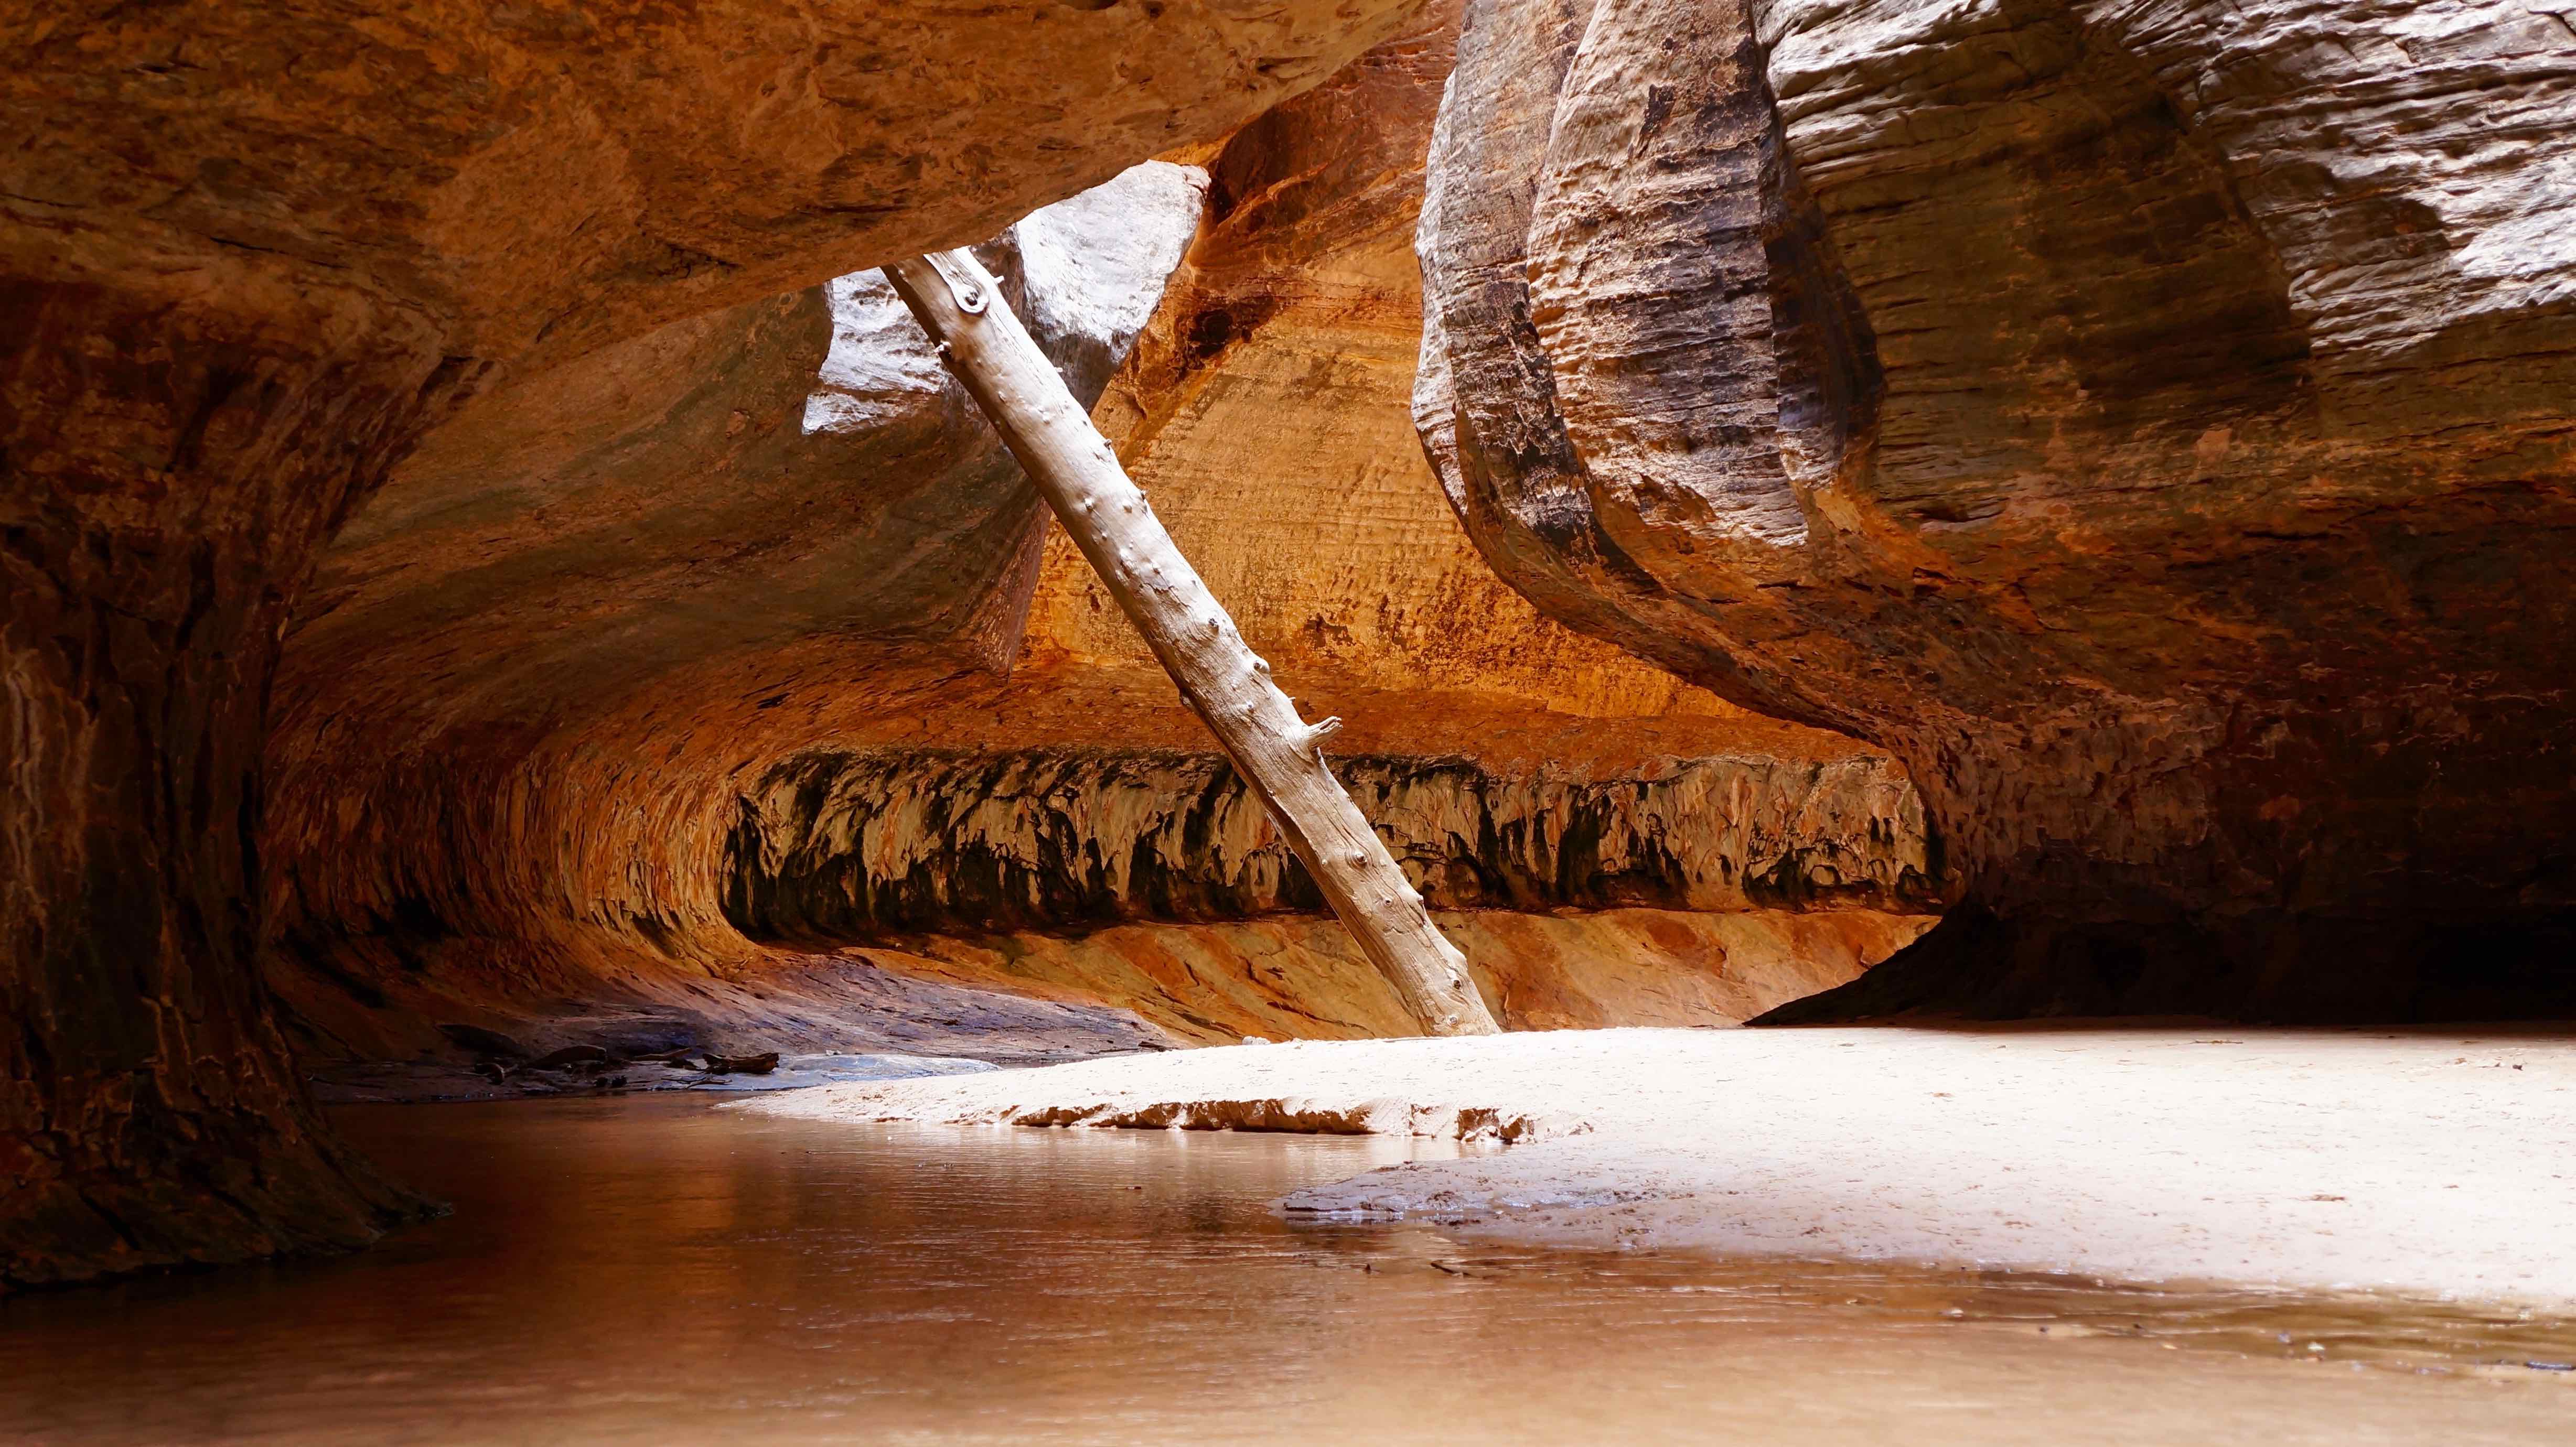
[739,1025,2576,1304]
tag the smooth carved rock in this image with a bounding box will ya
[260,166,1208,1067]
[1418,0,2576,1018]
[2,1,1431,371]
[2,0,1424,1287]
[267,7,1932,1054]
[282,161,1209,766]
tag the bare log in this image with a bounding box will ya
[884,249,1500,1036]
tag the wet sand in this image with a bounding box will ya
[744,1025,2576,1304]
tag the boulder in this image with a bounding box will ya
[1414,0,2576,1019]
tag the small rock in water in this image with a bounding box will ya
[526,1045,613,1071]
[439,1023,529,1061]
[702,1051,781,1076]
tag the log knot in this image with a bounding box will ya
[1296,715,1343,760]
[924,251,991,315]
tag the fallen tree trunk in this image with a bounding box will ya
[884,249,1499,1037]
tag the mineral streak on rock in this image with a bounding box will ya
[1415,0,2576,1018]
[724,746,1930,942]
[3,0,1431,1287]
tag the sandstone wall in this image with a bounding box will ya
[1,1,1433,1288]
[260,9,1933,1076]
[5,0,1952,1291]
[1415,0,2576,1019]
[847,906,1923,1043]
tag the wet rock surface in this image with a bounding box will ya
[1414,0,2576,1017]
[755,1026,2576,1306]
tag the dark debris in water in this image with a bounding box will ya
[314,1048,996,1103]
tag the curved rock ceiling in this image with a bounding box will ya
[1,0,1445,1287]
[261,9,1935,1078]
[13,0,2567,1295]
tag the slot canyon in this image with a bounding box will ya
[3,1,2572,1441]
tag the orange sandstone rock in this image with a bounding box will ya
[1,1,1431,1288]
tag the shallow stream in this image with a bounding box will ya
[2,1095,2567,1443]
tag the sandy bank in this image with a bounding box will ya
[739,1026,2576,1303]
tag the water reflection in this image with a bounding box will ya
[1,1095,2566,1444]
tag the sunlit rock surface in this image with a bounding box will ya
[1415,0,2576,1019]
[844,908,1924,1043]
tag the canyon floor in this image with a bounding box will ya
[743,1025,2576,1306]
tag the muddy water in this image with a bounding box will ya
[2,1096,2568,1445]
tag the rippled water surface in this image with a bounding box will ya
[3,1095,2568,1444]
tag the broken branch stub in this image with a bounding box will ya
[883,248,1500,1038]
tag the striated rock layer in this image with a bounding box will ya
[727,747,1923,939]
[842,908,1925,1044]
[2,1,1435,1287]
[1415,0,2576,1019]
